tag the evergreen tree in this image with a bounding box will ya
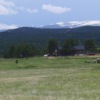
[84,39,96,53]
[16,43,34,58]
[5,45,16,58]
[48,39,58,56]
[4,43,35,58]
[62,39,76,55]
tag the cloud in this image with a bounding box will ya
[18,7,38,14]
[26,8,38,13]
[0,23,18,30]
[0,0,17,15]
[0,0,38,15]
[18,7,38,13]
[42,4,71,14]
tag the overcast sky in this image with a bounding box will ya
[0,0,100,29]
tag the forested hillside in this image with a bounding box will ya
[0,26,100,56]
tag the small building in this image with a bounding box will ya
[74,45,85,55]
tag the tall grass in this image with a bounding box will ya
[0,56,100,100]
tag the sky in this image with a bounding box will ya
[0,0,100,29]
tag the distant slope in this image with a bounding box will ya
[0,26,100,54]
[42,20,100,28]
[0,30,6,32]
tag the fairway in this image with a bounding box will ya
[0,57,100,100]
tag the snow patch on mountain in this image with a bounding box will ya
[0,24,18,30]
[42,20,100,28]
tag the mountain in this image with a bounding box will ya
[1,20,100,30]
[0,24,18,31]
[42,20,100,28]
[0,30,5,32]
[0,26,100,56]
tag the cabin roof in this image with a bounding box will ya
[74,45,85,50]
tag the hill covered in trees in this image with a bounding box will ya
[0,26,100,56]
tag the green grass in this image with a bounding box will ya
[0,56,100,100]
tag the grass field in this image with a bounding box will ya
[0,56,100,100]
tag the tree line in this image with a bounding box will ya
[3,38,97,58]
[4,44,35,58]
[47,38,96,56]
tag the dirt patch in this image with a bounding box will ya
[48,57,56,59]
